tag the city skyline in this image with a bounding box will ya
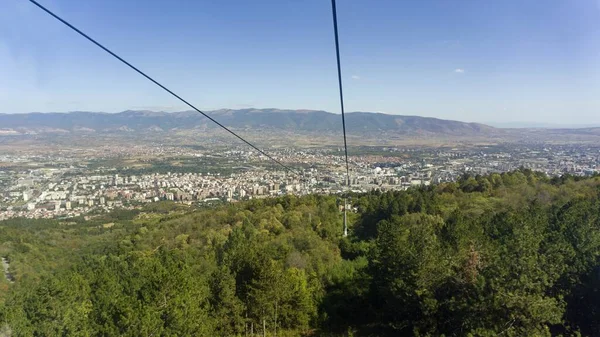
[2,141,599,221]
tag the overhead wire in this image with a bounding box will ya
[330,0,351,188]
[330,0,351,237]
[28,0,298,176]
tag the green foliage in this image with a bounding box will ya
[1,171,600,336]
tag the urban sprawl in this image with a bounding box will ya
[1,143,599,220]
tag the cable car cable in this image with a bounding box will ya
[28,0,299,176]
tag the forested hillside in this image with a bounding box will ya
[1,170,600,336]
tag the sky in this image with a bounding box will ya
[1,0,600,124]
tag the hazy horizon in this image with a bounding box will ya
[3,108,600,129]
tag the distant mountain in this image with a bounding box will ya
[0,109,497,137]
[488,121,600,129]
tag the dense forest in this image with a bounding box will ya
[1,169,600,336]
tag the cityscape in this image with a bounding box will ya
[1,142,599,220]
[4,0,600,334]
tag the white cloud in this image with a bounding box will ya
[351,75,361,80]
[454,68,465,74]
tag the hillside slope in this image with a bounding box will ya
[0,109,497,137]
[2,171,600,336]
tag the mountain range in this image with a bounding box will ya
[0,109,598,143]
[0,109,494,135]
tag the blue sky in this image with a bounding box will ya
[1,0,599,124]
